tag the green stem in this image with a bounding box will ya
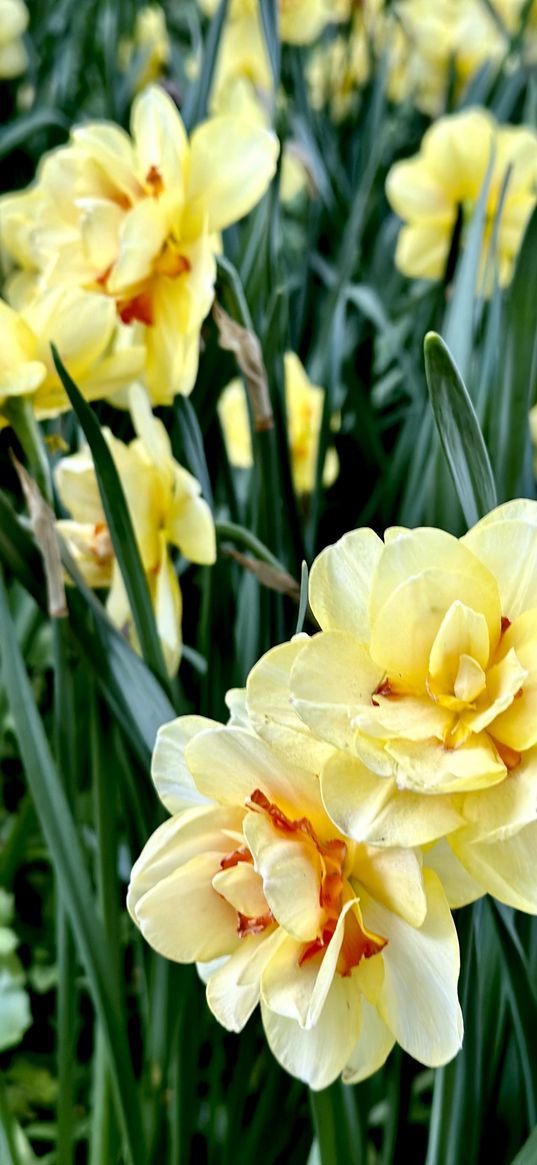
[4,396,52,504]
[215,519,286,572]
[310,1082,363,1165]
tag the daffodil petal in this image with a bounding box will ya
[187,117,279,233]
[308,527,383,638]
[342,999,395,1084]
[290,631,383,751]
[452,820,537,912]
[261,974,361,1090]
[246,639,334,771]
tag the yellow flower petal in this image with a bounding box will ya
[187,116,279,233]
[152,715,220,813]
[452,820,537,913]
[261,972,361,1090]
[243,810,324,941]
[290,631,383,751]
[246,639,334,772]
[342,1000,395,1084]
[308,527,383,638]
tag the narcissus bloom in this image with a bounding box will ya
[128,707,462,1088]
[55,386,215,673]
[0,86,278,401]
[118,5,171,91]
[0,299,46,426]
[386,108,537,289]
[198,0,344,44]
[0,0,29,79]
[218,352,339,494]
[283,502,537,913]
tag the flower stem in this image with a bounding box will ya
[310,1082,364,1165]
[4,396,52,503]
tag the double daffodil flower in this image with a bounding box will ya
[55,386,215,674]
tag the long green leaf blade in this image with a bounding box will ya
[0,568,146,1165]
[424,332,497,526]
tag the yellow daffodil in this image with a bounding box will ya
[385,108,537,289]
[0,298,46,427]
[0,0,29,79]
[128,704,462,1088]
[307,19,370,123]
[198,0,344,44]
[0,86,279,402]
[55,385,215,673]
[274,502,537,913]
[218,352,339,494]
[118,5,171,91]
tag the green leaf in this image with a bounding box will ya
[51,346,170,690]
[182,0,230,129]
[0,567,146,1165]
[309,1081,364,1165]
[424,332,497,526]
[489,202,537,500]
[488,900,537,1127]
[511,1123,537,1165]
[0,109,68,160]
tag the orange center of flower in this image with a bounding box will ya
[220,789,386,977]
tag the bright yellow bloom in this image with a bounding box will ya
[198,0,345,44]
[55,385,215,674]
[218,352,339,494]
[0,86,279,402]
[386,108,537,289]
[0,0,29,79]
[118,6,171,91]
[128,703,462,1088]
[307,17,370,123]
[0,298,46,427]
[274,502,537,913]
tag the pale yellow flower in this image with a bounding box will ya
[118,6,171,91]
[198,0,345,44]
[270,502,537,913]
[55,385,215,674]
[0,86,279,402]
[307,18,370,122]
[0,0,29,80]
[386,108,537,289]
[0,298,46,427]
[128,705,462,1088]
[219,352,338,494]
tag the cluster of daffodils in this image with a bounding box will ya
[129,500,537,1087]
[307,0,537,123]
[56,386,215,675]
[386,107,537,290]
[0,85,278,407]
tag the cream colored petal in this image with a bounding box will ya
[246,638,334,771]
[144,288,204,400]
[428,601,490,684]
[151,715,221,813]
[55,520,113,589]
[459,753,537,842]
[72,122,140,201]
[394,224,451,280]
[370,565,501,691]
[129,382,173,467]
[362,870,463,1067]
[185,725,325,824]
[260,899,358,1028]
[187,117,279,233]
[261,973,361,1090]
[452,820,537,913]
[386,734,506,794]
[167,486,216,565]
[54,447,103,524]
[107,199,168,294]
[371,528,501,636]
[153,543,182,676]
[130,850,241,961]
[386,157,453,221]
[462,508,537,619]
[465,648,527,734]
[218,378,252,468]
[212,862,268,918]
[321,751,463,847]
[353,694,451,742]
[308,527,383,638]
[27,287,116,376]
[353,846,426,928]
[205,930,284,1033]
[131,84,188,191]
[243,810,323,941]
[79,198,123,274]
[423,838,484,909]
[290,631,383,751]
[342,999,395,1084]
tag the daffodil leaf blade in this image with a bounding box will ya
[424,332,497,527]
[491,202,537,501]
[182,0,230,129]
[0,567,146,1165]
[51,345,170,689]
[488,899,537,1128]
